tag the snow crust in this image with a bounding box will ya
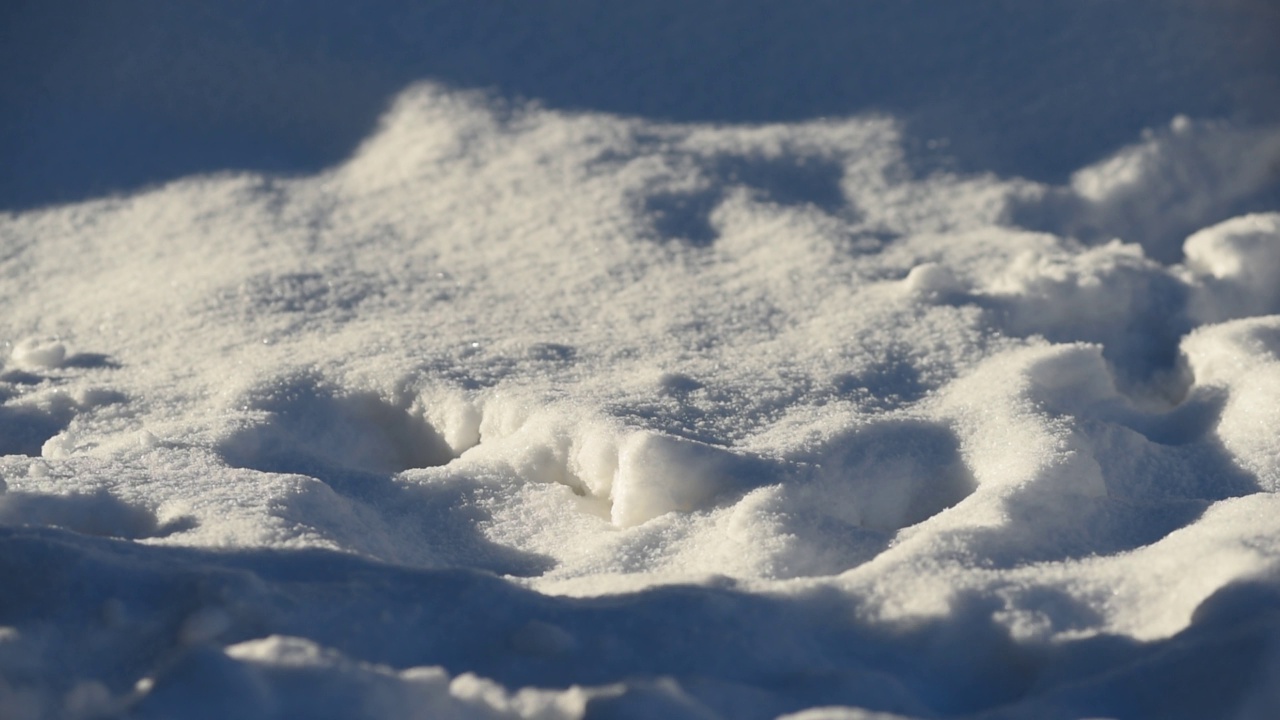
[3,4,1280,718]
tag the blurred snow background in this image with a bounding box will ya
[4,0,1277,208]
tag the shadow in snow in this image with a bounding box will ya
[0,369,44,386]
[956,267,1193,397]
[60,353,121,370]
[0,402,75,457]
[218,374,454,478]
[217,373,551,576]
[805,418,975,534]
[831,356,929,412]
[712,155,848,213]
[0,490,194,539]
[715,419,978,579]
[643,154,853,246]
[952,428,1262,570]
[5,526,1279,719]
[645,189,721,247]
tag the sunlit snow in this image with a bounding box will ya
[3,2,1280,719]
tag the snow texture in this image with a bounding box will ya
[3,2,1280,719]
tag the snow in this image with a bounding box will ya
[3,2,1280,718]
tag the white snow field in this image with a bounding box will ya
[3,2,1280,718]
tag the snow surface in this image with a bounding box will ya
[3,2,1280,718]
